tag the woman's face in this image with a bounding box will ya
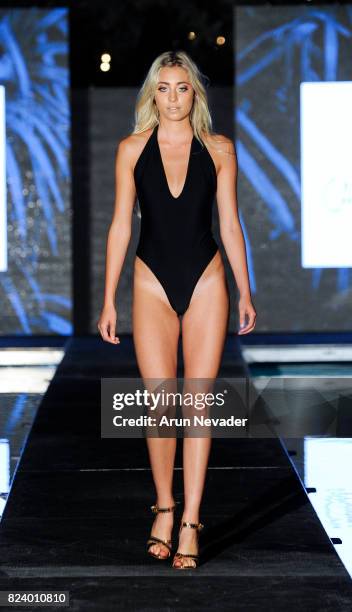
[154,65,194,122]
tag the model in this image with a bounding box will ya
[97,50,256,569]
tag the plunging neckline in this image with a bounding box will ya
[156,125,194,200]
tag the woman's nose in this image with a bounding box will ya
[168,90,177,102]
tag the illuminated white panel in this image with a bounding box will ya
[305,438,352,577]
[0,348,64,366]
[0,440,9,519]
[301,82,352,268]
[0,439,9,494]
[0,366,57,393]
[0,86,6,272]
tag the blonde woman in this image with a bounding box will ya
[97,50,256,569]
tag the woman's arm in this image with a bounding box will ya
[214,136,256,335]
[97,136,137,344]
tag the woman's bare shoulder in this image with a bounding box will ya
[118,129,154,154]
[113,129,154,174]
[202,131,235,154]
[201,131,236,173]
[115,129,154,173]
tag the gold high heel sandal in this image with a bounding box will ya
[172,520,204,569]
[146,503,176,560]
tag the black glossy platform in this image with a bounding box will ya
[0,336,351,611]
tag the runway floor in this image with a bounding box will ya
[0,336,351,611]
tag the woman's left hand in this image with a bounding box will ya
[237,295,256,334]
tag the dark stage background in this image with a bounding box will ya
[235,5,352,332]
[1,2,351,336]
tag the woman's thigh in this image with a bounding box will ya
[132,256,181,379]
[181,250,230,379]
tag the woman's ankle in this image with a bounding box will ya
[155,497,175,508]
[181,510,200,523]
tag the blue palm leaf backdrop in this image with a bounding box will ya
[235,6,352,331]
[0,8,71,335]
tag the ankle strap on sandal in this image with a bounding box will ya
[151,503,176,514]
[180,521,204,532]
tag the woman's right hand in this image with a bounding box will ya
[97,304,120,344]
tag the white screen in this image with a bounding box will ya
[301,81,352,268]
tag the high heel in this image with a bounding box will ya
[146,503,176,560]
[172,520,204,569]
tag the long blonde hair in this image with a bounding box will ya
[132,50,214,147]
[131,51,232,217]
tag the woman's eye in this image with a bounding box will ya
[157,87,188,92]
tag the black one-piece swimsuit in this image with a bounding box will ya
[133,124,219,316]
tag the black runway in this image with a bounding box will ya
[0,336,351,611]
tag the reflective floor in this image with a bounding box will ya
[0,337,351,610]
[249,359,352,579]
[0,348,65,518]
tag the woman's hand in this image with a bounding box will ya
[237,295,256,335]
[97,304,120,344]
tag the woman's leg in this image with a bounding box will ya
[132,256,181,558]
[175,251,229,567]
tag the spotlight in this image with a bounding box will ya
[187,31,196,41]
[100,62,110,72]
[101,53,111,62]
[216,36,226,46]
